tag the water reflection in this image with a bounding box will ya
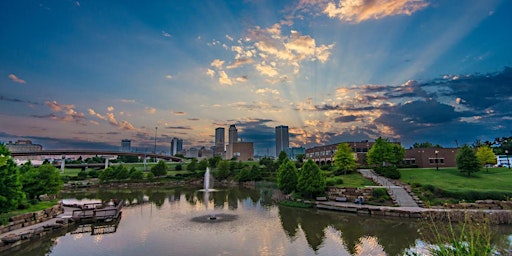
[6,185,512,256]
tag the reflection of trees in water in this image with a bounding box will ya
[278,205,300,240]
[277,206,420,255]
[149,190,167,208]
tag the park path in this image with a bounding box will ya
[358,169,419,208]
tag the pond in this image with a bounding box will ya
[6,185,512,256]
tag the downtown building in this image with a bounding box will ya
[121,139,131,152]
[214,127,225,157]
[275,125,289,157]
[306,141,374,166]
[225,124,254,161]
[170,137,183,156]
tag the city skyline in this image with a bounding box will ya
[1,1,511,155]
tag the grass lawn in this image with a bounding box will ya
[326,172,377,188]
[400,167,512,193]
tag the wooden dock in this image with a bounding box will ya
[71,200,123,223]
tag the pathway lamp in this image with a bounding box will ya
[506,150,510,169]
[435,150,439,171]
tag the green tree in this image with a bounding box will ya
[249,164,262,181]
[0,145,25,212]
[21,164,63,200]
[187,158,198,171]
[215,160,230,180]
[297,159,326,198]
[412,142,443,148]
[235,167,252,182]
[98,167,115,182]
[334,143,357,175]
[277,151,288,166]
[277,158,298,194]
[476,145,497,172]
[456,145,481,177]
[208,155,222,168]
[115,165,130,180]
[367,137,405,166]
[198,159,208,170]
[151,160,168,176]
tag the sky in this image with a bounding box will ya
[1,0,511,156]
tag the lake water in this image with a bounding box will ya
[6,185,512,256]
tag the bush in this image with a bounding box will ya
[372,188,388,198]
[375,166,401,179]
[77,171,88,180]
[88,170,99,178]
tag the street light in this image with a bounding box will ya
[435,150,439,171]
[506,150,510,169]
[154,127,158,154]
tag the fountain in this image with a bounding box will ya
[191,167,238,223]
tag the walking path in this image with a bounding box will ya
[358,169,419,208]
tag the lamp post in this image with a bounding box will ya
[506,150,510,169]
[435,150,439,171]
[154,127,158,154]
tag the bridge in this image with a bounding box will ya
[11,150,183,171]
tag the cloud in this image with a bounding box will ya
[334,115,358,123]
[145,107,156,114]
[226,57,253,69]
[162,31,171,37]
[165,74,173,80]
[171,110,186,115]
[166,126,192,130]
[43,100,86,123]
[218,70,233,85]
[255,88,280,95]
[107,106,114,112]
[323,0,429,23]
[210,59,225,69]
[8,74,26,84]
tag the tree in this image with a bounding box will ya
[367,137,405,166]
[0,145,25,212]
[151,160,168,177]
[198,159,208,170]
[208,155,222,168]
[187,158,198,171]
[456,145,481,177]
[297,159,326,198]
[412,142,442,148]
[334,143,357,175]
[215,160,231,180]
[476,145,497,172]
[277,158,298,194]
[277,151,288,166]
[21,164,63,200]
[115,165,130,180]
[249,164,262,181]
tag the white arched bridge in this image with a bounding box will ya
[11,150,183,171]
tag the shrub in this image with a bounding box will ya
[77,171,88,180]
[372,188,388,198]
[375,166,401,179]
[87,170,99,178]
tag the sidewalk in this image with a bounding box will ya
[358,169,419,207]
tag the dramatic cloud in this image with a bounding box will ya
[323,0,429,23]
[43,100,85,123]
[8,74,26,84]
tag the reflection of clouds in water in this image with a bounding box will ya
[323,226,351,255]
[403,239,435,256]
[355,236,386,256]
[73,233,83,240]
[94,234,103,244]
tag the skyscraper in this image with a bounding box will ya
[275,125,289,156]
[121,139,131,152]
[170,137,183,156]
[215,127,225,155]
[228,124,238,145]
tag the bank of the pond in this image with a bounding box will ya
[316,200,512,224]
[0,204,73,253]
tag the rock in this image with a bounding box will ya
[1,234,21,243]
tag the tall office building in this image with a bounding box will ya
[215,127,225,155]
[228,124,238,145]
[121,139,131,152]
[170,137,183,156]
[275,125,289,156]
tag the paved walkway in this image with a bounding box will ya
[358,169,419,208]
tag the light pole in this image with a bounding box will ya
[154,127,158,154]
[435,150,439,171]
[506,150,510,169]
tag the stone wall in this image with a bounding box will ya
[0,204,63,236]
[326,187,374,202]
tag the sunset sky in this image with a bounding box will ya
[1,0,511,156]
